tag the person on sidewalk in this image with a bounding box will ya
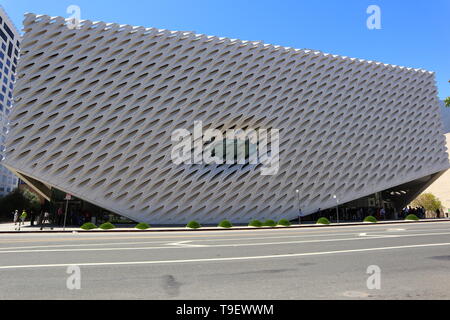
[16,210,27,231]
[40,211,50,230]
[13,210,19,225]
[56,207,64,226]
[30,210,36,227]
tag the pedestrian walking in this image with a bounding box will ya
[13,210,19,225]
[40,211,53,230]
[30,210,36,226]
[16,210,27,231]
[56,207,64,226]
[380,208,386,220]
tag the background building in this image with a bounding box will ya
[0,6,19,197]
[416,101,450,216]
[3,13,449,224]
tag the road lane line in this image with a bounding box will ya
[1,241,450,270]
[2,231,450,254]
[0,223,449,244]
[0,232,382,250]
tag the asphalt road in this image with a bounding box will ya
[1,221,450,300]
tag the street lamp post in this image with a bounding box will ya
[296,190,301,225]
[333,195,340,224]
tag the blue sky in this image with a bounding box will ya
[2,0,449,99]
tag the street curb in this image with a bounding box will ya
[0,219,449,234]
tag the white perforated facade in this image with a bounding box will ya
[0,6,20,197]
[4,13,449,224]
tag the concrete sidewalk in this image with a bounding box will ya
[0,218,449,234]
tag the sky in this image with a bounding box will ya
[1,0,449,99]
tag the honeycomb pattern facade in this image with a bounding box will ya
[4,13,449,224]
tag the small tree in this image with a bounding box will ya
[411,193,442,212]
[445,97,450,108]
[0,188,41,221]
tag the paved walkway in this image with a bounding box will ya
[0,218,449,233]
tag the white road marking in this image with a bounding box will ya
[2,226,450,251]
[1,241,450,270]
[167,241,208,248]
[1,231,450,254]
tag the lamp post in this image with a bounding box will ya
[296,190,301,225]
[333,195,340,224]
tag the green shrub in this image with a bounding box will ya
[248,219,263,227]
[218,220,233,228]
[263,219,277,227]
[186,221,201,229]
[316,217,331,225]
[363,216,377,223]
[81,222,97,230]
[135,222,150,230]
[405,214,419,221]
[99,222,116,230]
[278,219,291,226]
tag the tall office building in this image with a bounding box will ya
[0,6,19,197]
[4,14,449,224]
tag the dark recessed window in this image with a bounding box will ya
[7,42,12,57]
[0,29,6,42]
[3,23,14,40]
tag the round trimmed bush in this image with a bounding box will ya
[278,219,291,226]
[316,217,331,225]
[99,222,116,230]
[405,214,419,221]
[81,222,97,230]
[263,219,277,227]
[248,219,263,227]
[364,216,377,223]
[218,220,233,228]
[135,222,150,230]
[186,221,201,229]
